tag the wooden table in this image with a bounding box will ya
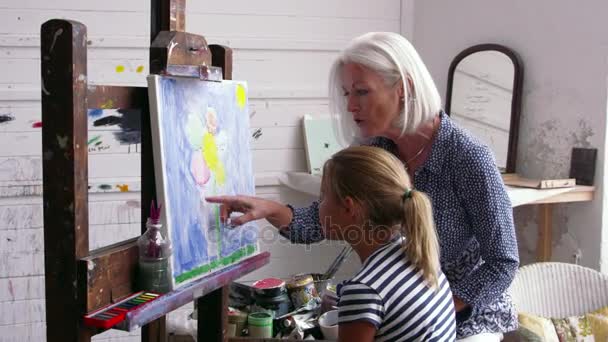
[279,171,596,263]
[511,185,595,262]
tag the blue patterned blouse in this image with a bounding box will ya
[280,112,519,338]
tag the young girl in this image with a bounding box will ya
[320,146,456,342]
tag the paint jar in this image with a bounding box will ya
[252,278,286,297]
[252,291,292,318]
[248,312,273,338]
[251,278,292,317]
[227,309,248,337]
[137,218,173,293]
[311,273,334,297]
[321,284,338,314]
[287,273,318,309]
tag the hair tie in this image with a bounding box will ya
[402,188,412,201]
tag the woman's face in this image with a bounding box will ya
[340,62,403,138]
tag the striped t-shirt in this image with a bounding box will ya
[337,237,456,341]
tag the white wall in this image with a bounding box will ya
[0,1,406,341]
[411,0,608,269]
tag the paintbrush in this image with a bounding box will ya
[320,246,353,281]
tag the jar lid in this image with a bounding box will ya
[252,277,285,289]
[228,310,248,322]
[287,273,314,288]
[248,312,273,326]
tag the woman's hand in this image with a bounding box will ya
[205,195,293,229]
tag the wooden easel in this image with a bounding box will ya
[40,1,269,341]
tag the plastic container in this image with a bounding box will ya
[227,309,248,337]
[248,312,273,338]
[287,273,318,309]
[319,310,339,340]
[321,284,338,314]
[252,291,292,318]
[138,217,173,293]
[311,273,333,297]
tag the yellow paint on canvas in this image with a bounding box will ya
[236,84,246,109]
[202,132,225,186]
[136,65,145,73]
[116,65,125,73]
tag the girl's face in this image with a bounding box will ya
[340,62,403,138]
[318,185,360,241]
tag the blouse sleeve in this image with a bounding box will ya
[279,201,325,244]
[451,144,519,307]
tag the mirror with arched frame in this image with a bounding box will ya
[445,44,523,173]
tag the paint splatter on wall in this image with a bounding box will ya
[98,184,112,191]
[88,109,142,145]
[100,100,114,109]
[252,128,262,140]
[0,114,15,125]
[116,184,129,192]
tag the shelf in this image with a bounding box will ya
[278,172,321,196]
[118,252,271,331]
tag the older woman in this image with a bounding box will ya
[208,32,519,341]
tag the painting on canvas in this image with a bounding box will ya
[147,75,258,287]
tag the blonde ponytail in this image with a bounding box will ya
[402,189,440,288]
[322,146,441,288]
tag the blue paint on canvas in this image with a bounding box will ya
[149,76,257,286]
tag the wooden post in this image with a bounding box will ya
[536,204,553,261]
[209,45,233,80]
[198,287,229,341]
[151,0,185,39]
[40,3,257,341]
[41,19,92,342]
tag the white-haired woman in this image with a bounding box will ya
[208,32,518,341]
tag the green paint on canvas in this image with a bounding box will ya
[175,244,257,284]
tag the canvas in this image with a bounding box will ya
[302,115,345,176]
[147,75,258,288]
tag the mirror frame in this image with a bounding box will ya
[445,43,524,174]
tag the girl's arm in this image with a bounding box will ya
[337,282,384,341]
[339,321,376,342]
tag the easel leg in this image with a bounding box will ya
[536,204,553,261]
[197,286,229,342]
[142,317,167,342]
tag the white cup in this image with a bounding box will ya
[318,309,339,340]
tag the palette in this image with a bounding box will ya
[83,291,161,329]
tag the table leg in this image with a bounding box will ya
[536,204,553,261]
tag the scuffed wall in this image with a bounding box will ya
[412,0,608,269]
[0,1,403,340]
